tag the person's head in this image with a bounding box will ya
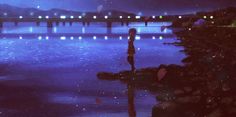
[129,28,137,37]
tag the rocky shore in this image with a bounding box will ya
[97,27,236,117]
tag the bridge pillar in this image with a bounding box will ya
[14,22,18,26]
[107,22,112,28]
[86,22,90,26]
[56,21,59,26]
[0,21,2,34]
[126,22,129,26]
[145,21,148,27]
[36,21,40,26]
[0,21,2,28]
[69,22,73,26]
[121,22,124,26]
[82,22,86,26]
[62,22,66,26]
[47,21,53,34]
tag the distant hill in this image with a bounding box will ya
[171,7,236,27]
[0,4,136,18]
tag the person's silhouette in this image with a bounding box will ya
[127,28,137,72]
[127,28,137,117]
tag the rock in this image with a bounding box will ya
[221,97,233,105]
[174,89,185,95]
[157,68,167,81]
[97,72,118,80]
[207,109,222,117]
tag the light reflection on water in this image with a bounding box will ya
[0,23,185,117]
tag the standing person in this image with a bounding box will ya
[127,28,137,117]
[127,28,137,72]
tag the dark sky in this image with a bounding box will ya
[0,0,236,15]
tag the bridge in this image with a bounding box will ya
[0,15,184,28]
[0,15,214,34]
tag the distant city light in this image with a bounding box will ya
[3,12,8,16]
[152,16,156,19]
[70,36,74,40]
[119,36,123,40]
[119,16,123,19]
[54,13,58,16]
[78,16,82,19]
[178,16,182,19]
[127,16,131,19]
[159,16,163,19]
[19,36,23,39]
[203,16,207,19]
[30,12,34,16]
[19,16,23,19]
[210,16,214,19]
[70,16,74,19]
[93,16,97,19]
[45,16,49,19]
[79,36,82,40]
[60,16,66,19]
[46,36,49,40]
[104,16,108,19]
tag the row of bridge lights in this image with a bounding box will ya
[17,15,214,19]
[17,35,164,40]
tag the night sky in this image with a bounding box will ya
[0,0,236,15]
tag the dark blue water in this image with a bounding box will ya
[0,22,185,117]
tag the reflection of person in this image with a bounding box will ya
[127,28,137,117]
[127,28,137,72]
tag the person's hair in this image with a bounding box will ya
[129,28,137,35]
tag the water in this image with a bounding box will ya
[0,22,185,117]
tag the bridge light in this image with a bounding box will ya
[19,16,23,19]
[60,16,66,19]
[93,36,97,40]
[70,16,74,19]
[119,16,123,19]
[93,16,97,19]
[210,16,214,19]
[159,36,163,40]
[45,16,49,19]
[159,16,163,19]
[38,36,42,40]
[135,16,141,19]
[38,16,42,19]
[104,36,108,40]
[70,36,74,40]
[152,36,156,40]
[104,16,108,19]
[60,36,66,40]
[178,16,182,19]
[78,16,82,19]
[127,16,131,19]
[135,36,141,40]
